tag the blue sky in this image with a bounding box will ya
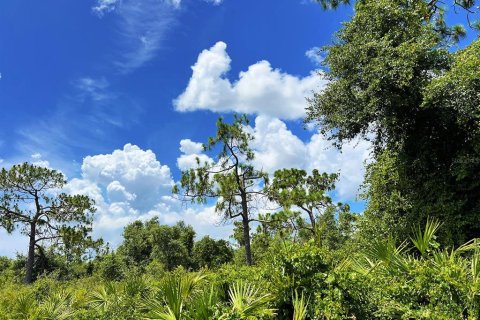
[1,0,474,257]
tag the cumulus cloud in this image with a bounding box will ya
[178,116,371,201]
[81,143,173,210]
[174,41,327,120]
[248,116,372,201]
[64,143,229,247]
[107,181,137,202]
[250,116,306,172]
[306,132,371,200]
[254,116,371,200]
[177,139,214,171]
[179,139,204,154]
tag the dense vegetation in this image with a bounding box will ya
[1,0,479,318]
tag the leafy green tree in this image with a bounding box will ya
[118,218,196,270]
[174,115,269,265]
[193,236,233,269]
[315,0,479,35]
[150,221,195,270]
[306,0,480,244]
[0,163,96,283]
[118,220,153,267]
[267,168,347,238]
[96,253,126,281]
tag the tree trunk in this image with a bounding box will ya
[242,215,253,265]
[25,222,36,284]
[308,210,316,236]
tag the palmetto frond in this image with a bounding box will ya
[226,281,275,318]
[411,218,441,257]
[38,290,76,320]
[292,290,309,320]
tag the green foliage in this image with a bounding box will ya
[0,163,98,283]
[193,236,234,269]
[345,221,480,319]
[1,221,480,319]
[266,168,346,238]
[221,281,275,319]
[411,218,441,257]
[96,253,126,281]
[307,0,480,245]
[118,218,195,271]
[175,114,269,265]
[291,291,308,320]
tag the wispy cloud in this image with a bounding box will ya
[204,0,224,5]
[92,0,119,16]
[15,76,142,170]
[75,77,111,101]
[93,0,180,73]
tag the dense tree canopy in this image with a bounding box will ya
[118,218,196,271]
[307,0,480,244]
[192,236,233,269]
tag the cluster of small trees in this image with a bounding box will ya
[173,114,349,266]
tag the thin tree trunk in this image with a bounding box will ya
[25,222,36,284]
[308,210,316,236]
[242,215,253,265]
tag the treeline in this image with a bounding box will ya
[0,219,234,282]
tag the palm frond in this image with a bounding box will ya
[190,285,219,320]
[228,281,275,318]
[410,218,441,257]
[292,290,309,320]
[38,290,75,320]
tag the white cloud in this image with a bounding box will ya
[75,77,110,101]
[250,116,371,201]
[177,154,214,171]
[30,153,50,168]
[107,181,137,202]
[81,143,173,210]
[177,139,213,170]
[253,116,371,201]
[174,41,328,120]
[92,0,119,16]
[179,139,204,154]
[306,132,371,200]
[65,178,106,206]
[204,0,223,5]
[63,143,228,248]
[250,116,306,172]
[305,47,325,66]
[92,0,180,73]
[189,115,371,201]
